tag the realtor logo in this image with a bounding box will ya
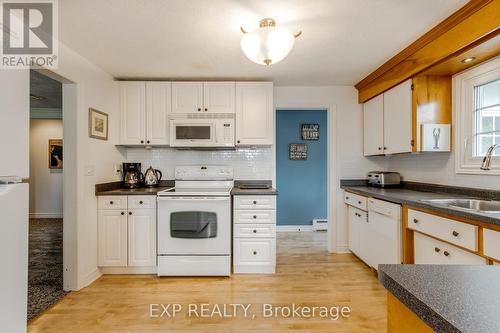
[1,0,58,69]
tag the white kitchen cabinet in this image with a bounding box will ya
[146,82,171,145]
[233,194,276,274]
[235,82,274,146]
[414,232,486,265]
[383,79,413,154]
[203,82,235,113]
[119,81,171,145]
[98,209,128,267]
[119,81,146,145]
[127,208,156,267]
[483,229,500,262]
[363,94,384,156]
[98,195,156,269]
[171,82,203,114]
[348,206,365,257]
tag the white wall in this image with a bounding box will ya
[46,41,125,290]
[274,86,385,253]
[29,119,64,218]
[126,148,273,181]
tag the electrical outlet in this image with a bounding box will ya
[84,165,95,176]
[114,164,122,176]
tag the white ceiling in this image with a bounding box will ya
[59,0,468,85]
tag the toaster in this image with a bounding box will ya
[367,171,401,187]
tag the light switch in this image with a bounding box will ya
[85,165,95,176]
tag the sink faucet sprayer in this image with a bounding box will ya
[480,144,500,170]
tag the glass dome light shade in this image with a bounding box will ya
[240,26,295,66]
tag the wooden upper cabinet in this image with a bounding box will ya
[383,79,413,155]
[235,82,274,146]
[203,82,235,113]
[171,82,203,114]
[119,81,146,145]
[363,94,384,156]
[146,82,171,145]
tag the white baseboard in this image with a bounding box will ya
[336,245,350,254]
[101,266,157,275]
[277,225,313,232]
[30,213,63,219]
[77,268,102,290]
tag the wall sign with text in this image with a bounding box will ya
[289,143,307,160]
[301,124,320,140]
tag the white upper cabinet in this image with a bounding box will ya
[171,82,203,114]
[146,82,171,145]
[383,79,413,154]
[203,82,235,113]
[235,82,274,146]
[363,94,384,156]
[119,81,146,145]
[362,79,413,156]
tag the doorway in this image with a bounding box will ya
[28,70,67,320]
[275,109,328,243]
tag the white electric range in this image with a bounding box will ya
[156,165,233,276]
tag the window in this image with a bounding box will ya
[473,79,500,156]
[455,57,500,174]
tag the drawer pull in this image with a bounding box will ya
[121,212,125,215]
[253,215,257,219]
[139,200,143,205]
[253,230,257,233]
[434,247,440,253]
[110,201,114,205]
[253,201,257,204]
[346,196,350,200]
[253,251,257,255]
[443,251,450,257]
[129,212,132,215]
[413,218,418,223]
[452,231,459,237]
[358,201,362,204]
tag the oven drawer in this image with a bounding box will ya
[234,196,276,210]
[233,238,276,273]
[234,224,276,238]
[128,196,156,210]
[98,196,128,210]
[234,210,276,224]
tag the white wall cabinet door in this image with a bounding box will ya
[363,94,384,156]
[120,81,146,145]
[98,210,128,267]
[203,82,235,113]
[235,82,274,145]
[146,82,171,145]
[127,209,156,267]
[383,79,413,154]
[172,82,203,114]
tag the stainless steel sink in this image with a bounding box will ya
[422,198,500,213]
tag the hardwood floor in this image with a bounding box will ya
[28,232,387,333]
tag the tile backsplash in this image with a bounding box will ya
[126,148,274,180]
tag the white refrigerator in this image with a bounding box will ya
[0,69,30,333]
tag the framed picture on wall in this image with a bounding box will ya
[88,108,109,140]
[48,139,63,169]
[289,143,307,160]
[301,124,319,140]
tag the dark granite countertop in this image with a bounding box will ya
[96,186,173,196]
[379,264,500,333]
[341,184,500,227]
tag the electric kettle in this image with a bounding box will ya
[144,166,162,187]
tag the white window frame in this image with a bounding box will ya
[455,56,500,175]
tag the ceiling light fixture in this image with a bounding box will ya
[240,18,301,66]
[461,57,476,64]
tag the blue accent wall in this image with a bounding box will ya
[276,110,328,226]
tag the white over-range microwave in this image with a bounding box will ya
[169,116,235,148]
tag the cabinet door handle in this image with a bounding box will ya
[121,212,125,215]
[358,201,362,204]
[197,108,201,112]
[413,218,418,223]
[253,230,257,233]
[253,215,257,219]
[204,108,208,112]
[452,231,459,237]
[443,251,450,257]
[378,147,382,150]
[253,251,257,255]
[128,212,132,215]
[146,140,150,144]
[140,140,144,144]
[253,201,257,204]
[383,146,387,150]
[237,140,241,144]
[139,201,143,205]
[434,247,440,253]
[346,196,350,200]
[109,201,114,205]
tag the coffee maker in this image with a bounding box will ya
[122,163,144,189]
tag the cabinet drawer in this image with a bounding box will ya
[128,196,156,210]
[234,224,276,238]
[344,192,367,211]
[483,229,500,261]
[234,210,276,224]
[414,232,486,265]
[234,196,276,210]
[234,238,276,266]
[408,209,478,251]
[98,196,128,210]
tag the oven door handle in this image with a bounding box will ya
[157,197,230,201]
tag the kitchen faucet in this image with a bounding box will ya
[480,144,500,170]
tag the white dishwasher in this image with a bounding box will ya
[367,198,402,269]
